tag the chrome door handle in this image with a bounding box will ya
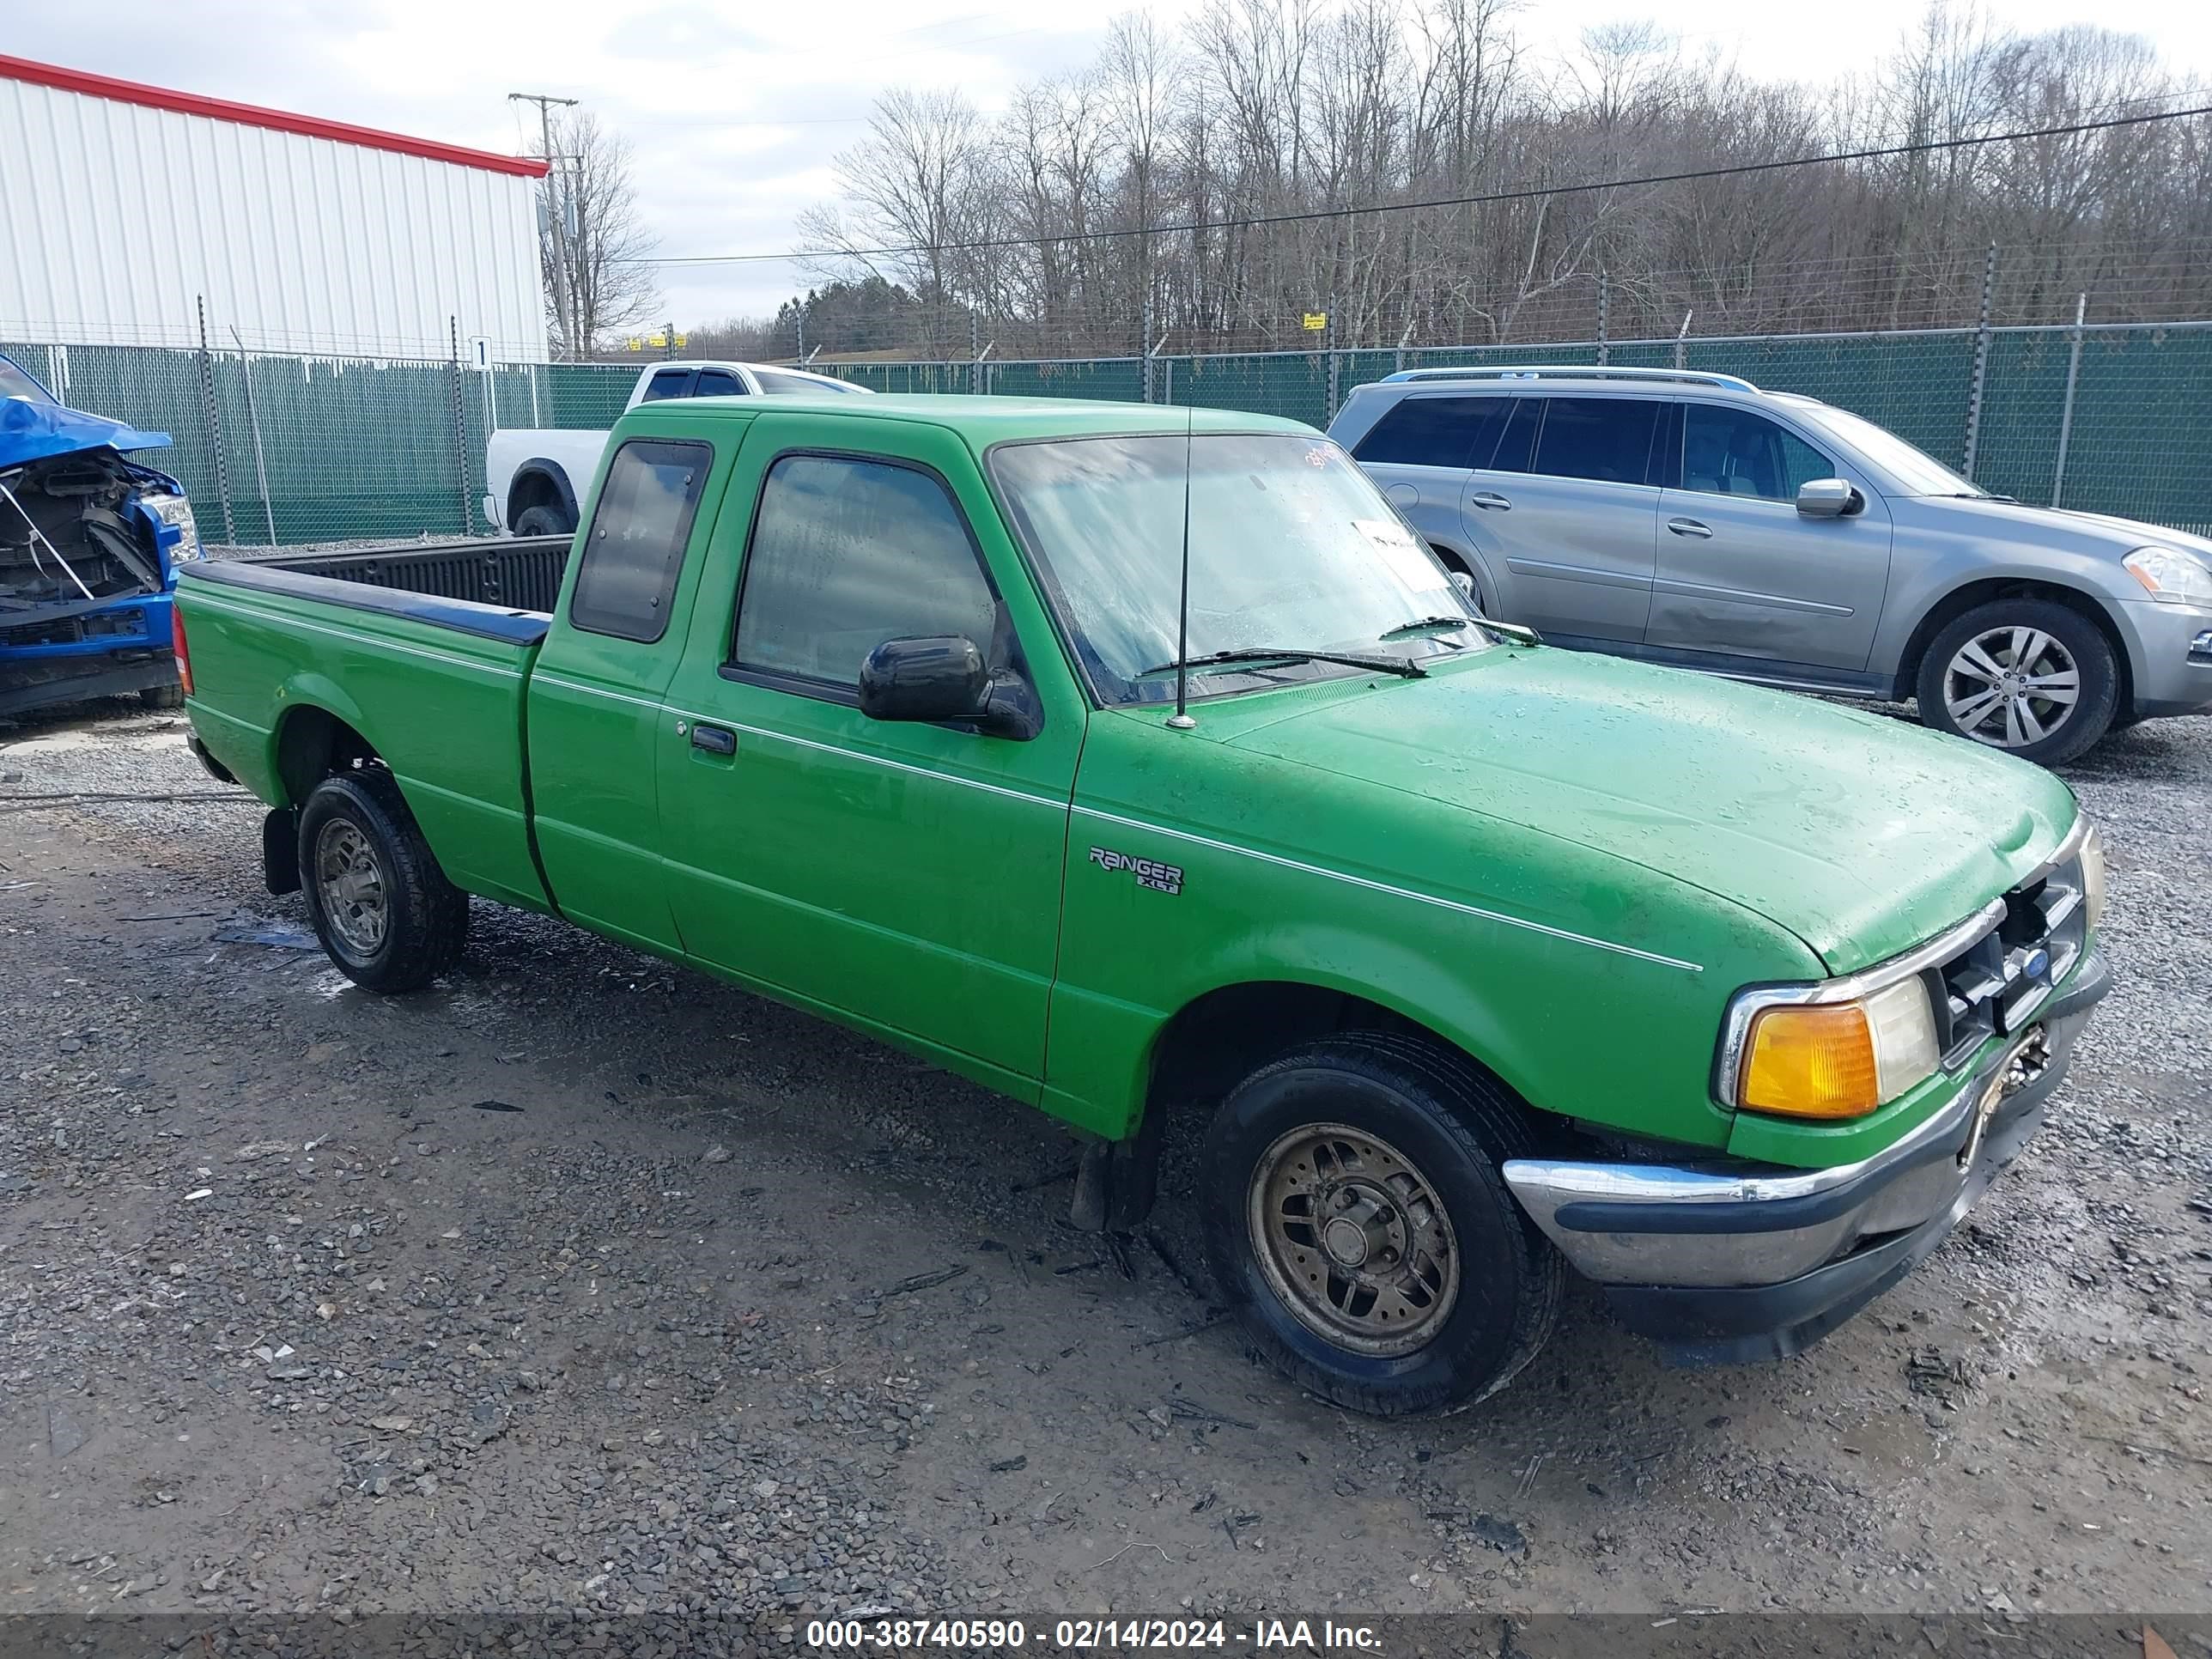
[1470,491,1512,511]
[1667,518,1713,538]
[690,723,737,756]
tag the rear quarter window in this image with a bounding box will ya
[1353,396,1510,469]
[638,368,696,403]
[568,440,712,643]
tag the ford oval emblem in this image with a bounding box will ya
[2024,947,2051,980]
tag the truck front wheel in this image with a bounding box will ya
[1202,1034,1562,1416]
[297,769,470,993]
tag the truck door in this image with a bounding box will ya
[526,429,736,952]
[654,415,1082,1094]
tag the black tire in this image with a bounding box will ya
[1914,599,2118,766]
[139,683,185,710]
[514,503,574,538]
[1427,544,1487,614]
[296,769,469,993]
[1201,1033,1563,1416]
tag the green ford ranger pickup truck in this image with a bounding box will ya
[176,395,2111,1416]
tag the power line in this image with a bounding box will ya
[644,100,2212,267]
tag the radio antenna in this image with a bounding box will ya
[1166,404,1198,731]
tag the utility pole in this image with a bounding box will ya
[510,93,578,360]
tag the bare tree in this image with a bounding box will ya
[539,110,660,359]
[780,1,2212,356]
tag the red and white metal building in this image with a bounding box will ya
[0,54,551,362]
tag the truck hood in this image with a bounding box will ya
[1219,649,2077,974]
[2,394,171,469]
[1896,492,2212,560]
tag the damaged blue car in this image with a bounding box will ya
[2,351,200,720]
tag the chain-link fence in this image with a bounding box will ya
[4,317,2209,545]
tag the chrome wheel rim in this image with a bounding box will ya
[1942,626,2081,750]
[314,818,388,957]
[1246,1121,1459,1357]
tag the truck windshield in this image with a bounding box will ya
[0,355,54,403]
[992,433,1486,706]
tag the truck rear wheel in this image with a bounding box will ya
[514,503,574,537]
[1201,1033,1562,1416]
[297,769,470,993]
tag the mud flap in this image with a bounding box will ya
[262,807,301,896]
[1069,1111,1165,1232]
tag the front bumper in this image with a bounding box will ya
[2114,596,2212,717]
[1503,950,2111,1364]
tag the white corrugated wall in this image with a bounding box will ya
[0,73,549,362]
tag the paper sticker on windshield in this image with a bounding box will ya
[1354,518,1451,592]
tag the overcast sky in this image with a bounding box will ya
[14,0,2212,325]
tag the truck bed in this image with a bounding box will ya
[224,534,572,617]
[178,535,576,915]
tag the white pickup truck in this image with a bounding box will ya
[483,360,867,535]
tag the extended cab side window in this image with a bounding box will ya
[1681,405,1835,501]
[731,454,1000,692]
[693,369,747,398]
[568,441,712,643]
[1353,396,1510,469]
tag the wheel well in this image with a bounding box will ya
[1144,981,1533,1127]
[1894,579,2132,710]
[275,707,380,805]
[1424,542,1492,611]
[505,465,571,528]
[1067,980,1546,1232]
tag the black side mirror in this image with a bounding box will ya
[859,635,992,724]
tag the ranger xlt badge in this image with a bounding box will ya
[1089,846,1183,896]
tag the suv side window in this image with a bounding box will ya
[1530,398,1662,485]
[693,368,747,398]
[1681,405,1834,501]
[1353,396,1510,469]
[752,369,849,397]
[731,454,1000,692]
[639,368,696,402]
[569,441,712,643]
[1486,397,1540,473]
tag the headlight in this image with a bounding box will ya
[2123,545,2212,605]
[143,494,202,562]
[2078,821,2106,929]
[1729,977,1942,1121]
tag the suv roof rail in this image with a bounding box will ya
[1380,365,1760,393]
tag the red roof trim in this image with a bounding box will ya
[0,52,550,178]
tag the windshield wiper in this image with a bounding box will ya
[1376,615,1475,640]
[1139,647,1427,680]
[1380,613,1543,648]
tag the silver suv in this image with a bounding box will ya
[1329,366,2212,763]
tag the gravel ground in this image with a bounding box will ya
[0,696,2206,1645]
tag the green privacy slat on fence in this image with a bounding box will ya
[1159,353,1332,427]
[4,325,2208,544]
[985,359,1147,401]
[2049,327,2212,534]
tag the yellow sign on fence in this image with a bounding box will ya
[1301,312,1328,331]
[625,337,643,352]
